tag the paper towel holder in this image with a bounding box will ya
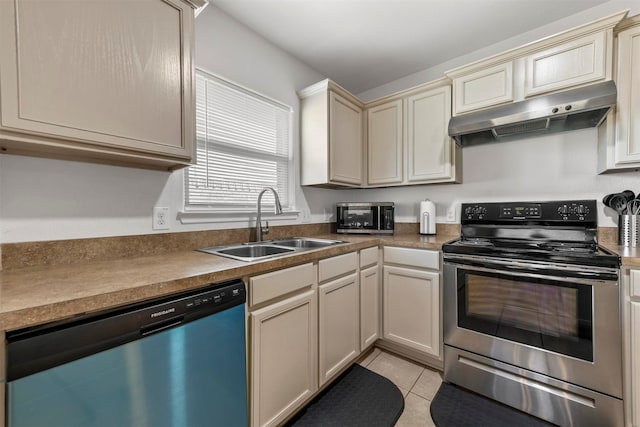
[420,200,436,235]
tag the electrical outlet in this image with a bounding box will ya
[446,205,456,222]
[302,208,311,223]
[153,207,170,230]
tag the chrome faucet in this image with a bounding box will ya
[256,187,283,242]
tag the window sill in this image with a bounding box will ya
[178,209,300,224]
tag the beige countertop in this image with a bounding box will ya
[0,233,455,332]
[609,245,640,268]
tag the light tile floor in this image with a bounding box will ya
[358,348,442,427]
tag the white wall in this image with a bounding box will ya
[1,1,639,243]
[358,0,640,102]
[316,129,640,227]
[0,5,324,243]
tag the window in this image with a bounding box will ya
[185,70,292,212]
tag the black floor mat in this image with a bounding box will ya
[287,364,404,427]
[430,383,556,427]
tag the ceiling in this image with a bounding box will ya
[210,0,610,94]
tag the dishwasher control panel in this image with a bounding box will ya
[185,283,244,309]
[184,281,246,310]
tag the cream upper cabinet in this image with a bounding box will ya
[301,77,460,188]
[0,0,201,170]
[615,21,640,165]
[329,92,364,185]
[599,17,640,172]
[524,32,606,97]
[299,80,363,187]
[406,85,459,184]
[453,62,514,114]
[447,11,625,116]
[367,100,403,185]
[365,79,461,187]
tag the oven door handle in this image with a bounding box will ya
[444,255,619,285]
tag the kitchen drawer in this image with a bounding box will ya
[383,246,439,270]
[360,246,379,269]
[318,252,358,283]
[249,263,314,307]
[631,269,640,298]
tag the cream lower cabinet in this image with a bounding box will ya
[318,252,360,386]
[360,246,380,350]
[249,263,317,427]
[624,269,640,427]
[630,300,640,427]
[1,331,5,427]
[250,250,369,426]
[0,0,201,170]
[382,246,441,359]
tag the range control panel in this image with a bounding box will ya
[499,203,541,219]
[461,200,597,223]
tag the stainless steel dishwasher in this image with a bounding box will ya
[5,279,248,427]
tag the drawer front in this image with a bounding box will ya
[318,252,358,283]
[383,246,439,270]
[631,269,640,299]
[250,263,314,307]
[360,246,379,269]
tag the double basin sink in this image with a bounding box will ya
[198,237,346,262]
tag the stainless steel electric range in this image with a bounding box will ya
[442,200,622,427]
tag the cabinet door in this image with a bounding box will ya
[318,272,360,386]
[360,265,380,350]
[0,0,194,161]
[406,86,454,183]
[615,24,640,166]
[453,62,513,114]
[525,32,606,97]
[329,91,363,185]
[383,265,440,358]
[367,100,403,185]
[250,290,318,427]
[631,301,640,427]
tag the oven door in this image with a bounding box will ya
[443,255,622,399]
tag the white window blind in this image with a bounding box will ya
[185,70,292,211]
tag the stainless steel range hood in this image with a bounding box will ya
[448,80,617,146]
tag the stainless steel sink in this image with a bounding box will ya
[269,237,344,249]
[198,237,345,262]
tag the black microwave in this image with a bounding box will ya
[336,202,394,234]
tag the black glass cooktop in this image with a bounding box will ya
[443,237,620,269]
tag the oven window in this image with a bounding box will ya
[457,270,593,361]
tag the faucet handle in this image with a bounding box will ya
[261,220,270,236]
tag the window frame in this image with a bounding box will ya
[181,68,297,223]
